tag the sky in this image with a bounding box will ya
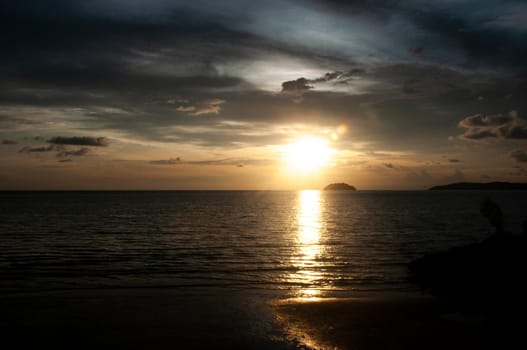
[1,0,527,190]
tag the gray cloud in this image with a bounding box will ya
[2,60,524,152]
[0,115,44,129]
[189,158,271,166]
[458,114,515,128]
[1,0,527,188]
[409,47,424,55]
[505,124,527,139]
[510,149,527,163]
[18,137,104,158]
[311,71,347,83]
[2,139,17,145]
[150,157,181,165]
[48,136,110,147]
[175,99,226,116]
[402,80,418,95]
[150,157,271,167]
[461,128,499,140]
[176,106,196,112]
[281,78,313,93]
[191,99,225,116]
[56,147,91,157]
[281,71,355,94]
[458,111,527,140]
[0,1,524,151]
[19,145,56,153]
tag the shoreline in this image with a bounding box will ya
[1,288,523,349]
[271,294,522,350]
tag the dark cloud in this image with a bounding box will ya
[311,0,527,68]
[505,124,527,139]
[176,106,196,112]
[281,71,355,94]
[2,139,17,145]
[458,114,515,128]
[461,128,499,140]
[448,159,461,163]
[19,145,55,153]
[0,2,263,119]
[18,137,102,158]
[281,78,313,93]
[56,148,90,157]
[383,163,395,168]
[58,159,73,163]
[458,111,527,140]
[308,0,398,19]
[48,136,109,147]
[0,0,524,153]
[510,149,527,163]
[401,80,418,95]
[311,71,345,83]
[188,158,270,166]
[176,99,226,116]
[409,47,424,55]
[1,0,527,189]
[0,115,43,128]
[150,157,270,167]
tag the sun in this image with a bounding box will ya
[282,137,333,173]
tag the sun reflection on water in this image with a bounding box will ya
[290,190,325,299]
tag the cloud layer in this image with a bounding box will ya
[1,1,527,188]
[458,111,527,140]
[48,136,110,147]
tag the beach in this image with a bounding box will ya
[272,295,523,350]
[0,289,289,349]
[2,289,522,349]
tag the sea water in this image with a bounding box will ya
[1,190,525,347]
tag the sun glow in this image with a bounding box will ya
[283,137,333,173]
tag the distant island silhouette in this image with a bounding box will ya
[429,181,527,190]
[323,183,356,191]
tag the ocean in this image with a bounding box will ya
[1,190,525,348]
[1,190,526,296]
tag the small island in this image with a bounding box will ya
[429,181,527,190]
[323,183,356,191]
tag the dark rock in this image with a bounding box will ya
[408,234,525,298]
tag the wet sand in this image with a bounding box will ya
[1,290,523,349]
[0,289,292,349]
[272,295,523,350]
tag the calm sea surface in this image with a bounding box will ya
[1,190,526,297]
